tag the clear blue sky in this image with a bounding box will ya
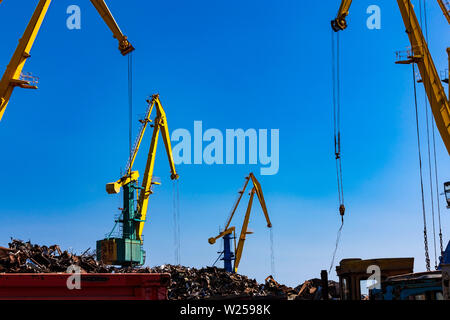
[0,0,449,287]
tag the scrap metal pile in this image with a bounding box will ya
[0,239,110,273]
[146,265,285,300]
[0,240,339,300]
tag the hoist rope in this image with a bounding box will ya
[172,180,181,265]
[177,181,181,263]
[412,61,431,272]
[269,228,276,277]
[329,221,344,274]
[331,31,345,209]
[128,53,133,178]
[419,0,440,269]
[329,29,345,275]
[425,96,438,269]
[423,0,443,260]
[433,119,444,255]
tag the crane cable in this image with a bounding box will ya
[126,52,134,265]
[422,0,444,264]
[433,116,444,257]
[419,0,439,269]
[406,0,431,272]
[173,180,181,265]
[128,53,133,179]
[332,31,345,217]
[411,61,431,272]
[329,29,345,274]
[270,227,276,278]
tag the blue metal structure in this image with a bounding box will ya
[371,271,443,300]
[439,241,450,268]
[222,233,235,273]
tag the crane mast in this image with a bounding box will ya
[0,0,133,122]
[97,94,179,266]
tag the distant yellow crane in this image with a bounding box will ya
[0,0,134,122]
[97,94,179,266]
[208,173,272,273]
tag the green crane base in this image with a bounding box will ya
[96,238,145,266]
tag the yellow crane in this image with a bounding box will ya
[331,0,450,155]
[0,0,134,122]
[97,94,179,266]
[208,173,272,273]
[437,0,450,24]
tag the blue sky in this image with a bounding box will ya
[0,0,449,287]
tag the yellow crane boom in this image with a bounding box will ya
[0,0,51,122]
[0,0,133,122]
[90,0,135,56]
[437,0,450,24]
[396,0,450,155]
[135,95,179,239]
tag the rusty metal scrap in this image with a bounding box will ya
[0,239,109,273]
[294,278,340,300]
[0,239,339,300]
[149,265,269,300]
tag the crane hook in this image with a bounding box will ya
[339,204,345,223]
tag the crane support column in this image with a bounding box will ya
[0,0,51,122]
[222,233,235,273]
[397,0,450,154]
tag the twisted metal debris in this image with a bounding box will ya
[0,239,339,300]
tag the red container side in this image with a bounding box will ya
[0,273,170,300]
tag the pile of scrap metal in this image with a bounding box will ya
[294,278,340,300]
[0,239,109,273]
[0,239,339,300]
[0,240,291,299]
[147,265,285,300]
